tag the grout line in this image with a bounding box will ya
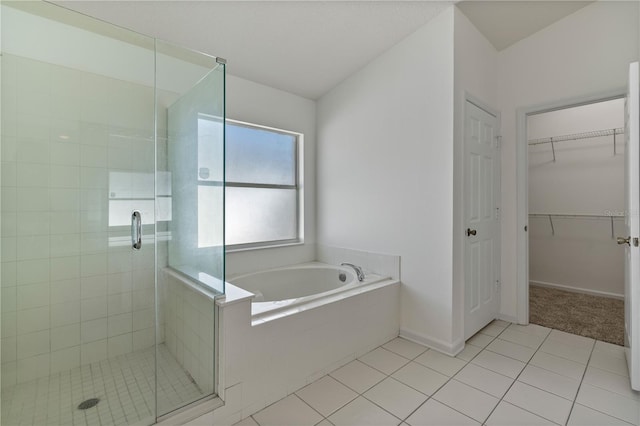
[399,325,509,425]
[480,325,561,425]
[356,392,408,425]
[295,376,358,422]
[566,338,596,425]
[357,346,413,377]
[291,393,326,423]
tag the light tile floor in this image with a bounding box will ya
[237,321,640,426]
[1,344,203,426]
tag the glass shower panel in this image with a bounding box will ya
[1,2,157,425]
[156,41,225,416]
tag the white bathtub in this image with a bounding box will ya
[228,262,389,320]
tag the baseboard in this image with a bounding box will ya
[399,328,464,356]
[530,280,624,300]
[497,313,519,324]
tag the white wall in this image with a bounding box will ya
[452,7,498,343]
[528,99,625,297]
[497,1,639,320]
[225,75,316,275]
[317,8,457,353]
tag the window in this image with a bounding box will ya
[197,116,224,249]
[225,120,302,248]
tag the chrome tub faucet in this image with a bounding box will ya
[340,262,365,282]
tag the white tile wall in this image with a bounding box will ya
[164,272,216,400]
[316,244,400,280]
[1,54,158,388]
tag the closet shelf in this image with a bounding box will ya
[528,213,624,219]
[528,213,624,238]
[528,127,624,162]
[528,128,624,146]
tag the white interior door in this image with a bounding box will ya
[623,62,640,390]
[464,100,501,339]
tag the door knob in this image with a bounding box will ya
[466,228,477,237]
[617,236,630,246]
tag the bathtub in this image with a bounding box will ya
[228,262,390,320]
[216,260,399,421]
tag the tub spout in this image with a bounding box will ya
[340,263,365,282]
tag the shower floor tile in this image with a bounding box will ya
[1,344,203,426]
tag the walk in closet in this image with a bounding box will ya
[528,98,625,344]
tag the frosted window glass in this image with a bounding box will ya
[197,118,223,182]
[226,187,296,245]
[226,123,296,185]
[198,186,223,248]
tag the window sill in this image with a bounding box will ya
[225,240,305,253]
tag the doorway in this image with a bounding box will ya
[525,97,626,344]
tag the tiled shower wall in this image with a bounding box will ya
[164,272,215,395]
[0,54,167,387]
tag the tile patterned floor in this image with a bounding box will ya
[1,344,203,426]
[236,321,640,426]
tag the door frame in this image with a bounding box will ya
[463,93,501,339]
[515,89,626,324]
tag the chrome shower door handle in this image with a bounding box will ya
[131,210,142,250]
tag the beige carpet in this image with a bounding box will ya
[529,285,625,346]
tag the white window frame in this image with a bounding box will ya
[225,118,304,251]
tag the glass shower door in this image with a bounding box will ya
[1,2,158,425]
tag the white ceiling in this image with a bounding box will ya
[55,1,451,99]
[457,1,593,51]
[54,1,593,100]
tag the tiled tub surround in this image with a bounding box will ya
[215,321,639,426]
[316,244,401,281]
[169,265,400,425]
[1,53,161,388]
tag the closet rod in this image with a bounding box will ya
[528,213,624,238]
[528,213,624,219]
[528,127,624,146]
